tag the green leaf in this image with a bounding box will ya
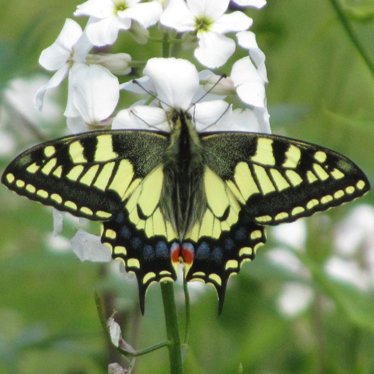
[342,0,374,21]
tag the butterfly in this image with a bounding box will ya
[2,109,370,313]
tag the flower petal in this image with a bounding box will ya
[75,0,114,18]
[230,108,269,132]
[88,53,132,75]
[67,64,119,124]
[113,106,169,131]
[39,19,82,71]
[192,100,230,131]
[253,106,271,133]
[195,32,235,68]
[108,317,122,347]
[125,1,162,28]
[34,65,69,111]
[277,282,313,317]
[120,76,154,95]
[232,0,266,8]
[71,229,112,262]
[144,58,199,109]
[160,0,195,32]
[86,16,130,46]
[237,31,268,82]
[212,11,252,33]
[231,57,265,107]
[187,0,229,19]
[66,115,87,133]
[199,70,235,95]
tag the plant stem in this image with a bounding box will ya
[161,281,184,374]
[183,275,191,344]
[329,0,374,77]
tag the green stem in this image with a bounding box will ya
[118,341,170,357]
[183,274,191,344]
[162,32,171,59]
[329,0,374,77]
[161,281,184,374]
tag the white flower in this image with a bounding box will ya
[267,221,313,317]
[71,229,112,262]
[108,363,127,374]
[230,55,266,109]
[330,204,374,290]
[277,282,314,318]
[237,31,268,82]
[35,19,92,111]
[231,0,266,8]
[34,19,124,132]
[201,57,266,108]
[160,0,252,68]
[116,57,230,132]
[230,107,271,133]
[144,57,200,110]
[75,0,162,46]
[66,64,119,133]
[107,316,122,347]
[0,76,61,157]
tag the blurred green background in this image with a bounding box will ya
[1,0,374,373]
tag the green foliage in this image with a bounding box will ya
[0,0,373,372]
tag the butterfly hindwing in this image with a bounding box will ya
[202,132,370,225]
[101,165,178,313]
[183,166,266,311]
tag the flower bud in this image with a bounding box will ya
[87,53,132,75]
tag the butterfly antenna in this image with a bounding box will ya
[198,103,231,132]
[132,79,172,110]
[129,108,171,132]
[191,74,227,108]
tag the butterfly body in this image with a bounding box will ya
[2,111,370,312]
[161,110,206,240]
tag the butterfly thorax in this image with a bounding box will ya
[161,111,207,240]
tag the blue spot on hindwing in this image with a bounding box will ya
[132,236,142,249]
[212,247,223,263]
[115,212,125,224]
[155,241,168,258]
[224,238,235,251]
[143,245,155,261]
[120,226,131,239]
[196,241,209,260]
[234,227,247,241]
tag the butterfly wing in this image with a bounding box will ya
[2,130,178,312]
[202,132,370,225]
[182,166,266,312]
[182,132,369,311]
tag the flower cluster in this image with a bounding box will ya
[36,0,269,137]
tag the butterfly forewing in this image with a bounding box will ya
[202,132,370,225]
[2,131,169,219]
